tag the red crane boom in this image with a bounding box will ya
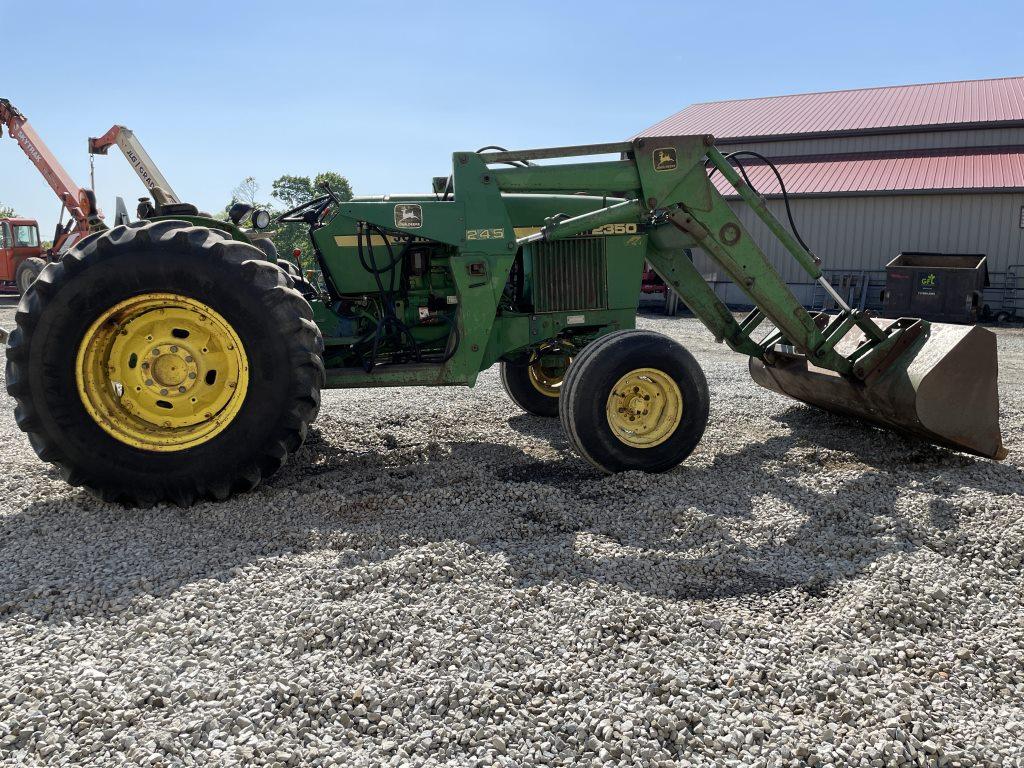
[0,98,100,249]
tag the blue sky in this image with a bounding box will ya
[2,0,1022,235]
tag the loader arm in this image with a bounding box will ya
[0,98,94,236]
[484,136,892,375]
[89,125,181,204]
[479,135,1005,460]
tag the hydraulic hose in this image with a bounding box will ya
[708,151,814,257]
[351,221,463,370]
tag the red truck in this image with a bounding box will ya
[0,217,44,294]
[640,262,681,315]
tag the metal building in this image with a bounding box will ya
[638,76,1024,319]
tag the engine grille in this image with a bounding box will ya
[532,237,608,312]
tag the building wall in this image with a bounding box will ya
[716,126,1024,158]
[692,192,1024,308]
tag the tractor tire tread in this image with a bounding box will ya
[560,329,709,474]
[499,361,560,418]
[558,329,638,467]
[15,257,47,297]
[4,218,324,506]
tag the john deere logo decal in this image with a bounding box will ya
[653,147,677,172]
[394,204,423,229]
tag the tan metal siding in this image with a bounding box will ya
[692,193,1024,305]
[719,127,1024,158]
[711,149,1024,197]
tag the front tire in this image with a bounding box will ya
[559,330,709,473]
[5,220,324,505]
[15,257,45,296]
[500,346,572,418]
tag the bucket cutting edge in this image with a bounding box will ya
[749,321,1007,460]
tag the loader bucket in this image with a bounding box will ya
[749,320,1007,460]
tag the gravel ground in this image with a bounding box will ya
[2,295,1023,767]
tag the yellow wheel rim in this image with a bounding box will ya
[605,367,683,448]
[527,348,572,398]
[75,292,249,452]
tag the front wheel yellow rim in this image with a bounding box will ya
[527,348,572,398]
[605,367,683,448]
[75,293,249,452]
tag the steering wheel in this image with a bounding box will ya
[276,194,333,225]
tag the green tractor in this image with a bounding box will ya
[4,136,1006,505]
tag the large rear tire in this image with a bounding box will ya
[252,237,278,262]
[15,257,45,296]
[5,220,324,505]
[559,330,709,473]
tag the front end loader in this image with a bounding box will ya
[4,135,1006,505]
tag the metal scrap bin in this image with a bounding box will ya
[882,252,989,324]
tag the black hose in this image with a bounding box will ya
[353,221,462,370]
[357,223,423,371]
[358,224,395,371]
[357,223,406,277]
[475,145,534,168]
[419,313,460,363]
[708,151,813,257]
[438,145,532,202]
[438,176,453,202]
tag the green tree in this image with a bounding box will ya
[0,202,17,218]
[230,176,265,208]
[218,177,269,221]
[312,172,352,201]
[270,175,314,209]
[268,171,352,273]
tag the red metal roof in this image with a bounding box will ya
[640,77,1024,140]
[712,147,1024,197]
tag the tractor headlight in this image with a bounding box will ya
[251,208,272,230]
[228,202,252,225]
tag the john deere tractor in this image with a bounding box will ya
[4,136,1005,504]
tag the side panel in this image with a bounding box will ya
[605,233,647,309]
[0,222,11,281]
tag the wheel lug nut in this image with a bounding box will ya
[160,388,168,395]
[170,345,178,353]
[141,362,149,370]
[145,379,154,386]
[188,372,197,380]
[178,386,187,393]
[185,356,193,363]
